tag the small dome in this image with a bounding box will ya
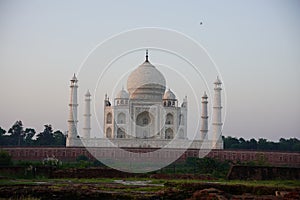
[116,88,129,99]
[127,51,166,100]
[163,89,176,100]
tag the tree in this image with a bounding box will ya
[8,121,24,146]
[53,130,66,146]
[292,143,300,151]
[24,128,36,146]
[249,138,257,149]
[258,138,269,150]
[0,127,7,145]
[0,127,6,136]
[223,136,239,149]
[238,137,247,149]
[223,136,300,152]
[1,122,66,146]
[36,125,54,146]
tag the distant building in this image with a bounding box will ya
[66,50,223,149]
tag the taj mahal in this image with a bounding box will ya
[66,50,223,149]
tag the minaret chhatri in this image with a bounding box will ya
[212,76,223,149]
[83,90,91,139]
[66,73,78,146]
[200,91,208,140]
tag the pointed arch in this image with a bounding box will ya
[179,114,184,125]
[106,127,112,138]
[117,112,126,124]
[117,128,125,138]
[166,113,174,125]
[179,129,184,139]
[165,128,174,139]
[106,113,112,124]
[136,111,152,127]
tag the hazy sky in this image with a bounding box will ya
[0,0,299,141]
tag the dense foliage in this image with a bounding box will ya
[0,121,66,146]
[223,136,300,152]
[0,150,12,166]
[184,157,231,177]
[0,120,299,152]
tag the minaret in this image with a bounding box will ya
[66,73,78,146]
[200,91,208,140]
[212,76,223,149]
[181,96,188,108]
[180,96,188,139]
[83,90,91,139]
[104,93,111,107]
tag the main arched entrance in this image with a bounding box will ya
[136,111,154,138]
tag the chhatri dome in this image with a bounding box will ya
[127,50,166,100]
[116,87,129,99]
[163,88,176,100]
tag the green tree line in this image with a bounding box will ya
[0,121,66,146]
[1,121,299,151]
[223,136,300,152]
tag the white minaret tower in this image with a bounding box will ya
[181,96,188,139]
[83,90,91,138]
[212,76,223,149]
[66,73,78,146]
[200,91,208,140]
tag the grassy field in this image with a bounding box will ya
[0,156,299,199]
[0,177,299,199]
[0,177,299,188]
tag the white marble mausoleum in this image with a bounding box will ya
[66,50,223,149]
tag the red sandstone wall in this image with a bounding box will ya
[1,147,299,167]
[227,165,300,180]
[207,149,300,167]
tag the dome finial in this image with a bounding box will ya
[145,49,149,62]
[71,73,78,83]
[214,76,222,85]
[85,89,91,97]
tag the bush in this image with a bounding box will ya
[185,157,231,178]
[0,150,12,166]
[42,157,61,167]
[76,155,89,162]
[92,160,105,167]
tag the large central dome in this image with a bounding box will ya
[127,51,166,100]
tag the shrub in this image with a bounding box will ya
[76,155,89,162]
[0,150,12,166]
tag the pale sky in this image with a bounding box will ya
[0,0,299,141]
